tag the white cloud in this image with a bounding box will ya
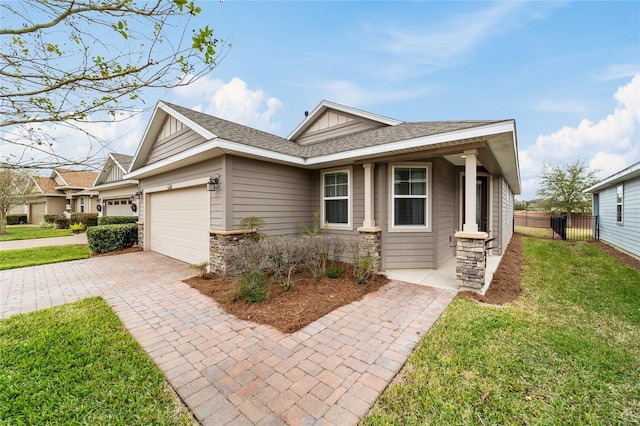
[519,74,640,199]
[596,63,640,81]
[171,76,283,133]
[0,113,144,170]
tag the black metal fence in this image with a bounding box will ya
[514,212,599,241]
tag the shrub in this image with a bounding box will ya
[69,222,86,232]
[325,264,344,279]
[70,213,98,227]
[53,217,70,229]
[6,214,27,225]
[237,270,267,303]
[86,223,138,254]
[39,221,56,229]
[98,216,138,226]
[354,255,375,285]
[43,214,59,224]
[239,215,266,241]
[303,236,331,281]
[227,239,267,278]
[190,261,210,279]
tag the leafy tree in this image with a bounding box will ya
[1,0,226,169]
[0,169,33,234]
[536,159,599,214]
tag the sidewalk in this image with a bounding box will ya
[0,233,88,250]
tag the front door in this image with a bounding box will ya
[462,175,489,232]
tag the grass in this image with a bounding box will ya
[0,225,72,241]
[0,244,91,270]
[363,237,640,425]
[0,297,195,425]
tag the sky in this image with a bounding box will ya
[2,1,639,200]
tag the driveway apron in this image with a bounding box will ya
[1,252,457,425]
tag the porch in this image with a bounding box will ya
[384,251,503,294]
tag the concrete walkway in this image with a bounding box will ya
[0,232,88,250]
[0,252,456,425]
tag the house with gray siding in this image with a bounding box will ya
[91,153,139,217]
[125,100,521,290]
[586,161,640,259]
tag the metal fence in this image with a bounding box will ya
[514,212,599,241]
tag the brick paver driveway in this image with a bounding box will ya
[0,252,456,425]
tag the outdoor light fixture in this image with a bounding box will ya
[135,190,143,199]
[207,176,220,191]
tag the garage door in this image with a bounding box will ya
[30,202,45,224]
[148,186,210,265]
[105,199,134,216]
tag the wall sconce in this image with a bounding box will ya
[207,176,220,191]
[135,190,143,199]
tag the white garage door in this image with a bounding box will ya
[149,186,210,265]
[30,202,45,224]
[105,199,133,216]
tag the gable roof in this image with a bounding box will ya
[52,169,98,189]
[585,161,640,193]
[126,100,520,193]
[92,153,136,188]
[31,175,62,196]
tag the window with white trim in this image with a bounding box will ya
[616,184,623,223]
[391,164,430,230]
[79,196,85,213]
[322,169,350,227]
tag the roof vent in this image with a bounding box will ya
[304,111,309,117]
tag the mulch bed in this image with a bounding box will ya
[185,263,389,333]
[588,239,640,272]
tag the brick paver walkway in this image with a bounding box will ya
[0,252,456,425]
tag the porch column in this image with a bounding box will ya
[362,163,375,228]
[463,149,478,233]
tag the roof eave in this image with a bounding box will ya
[585,161,640,193]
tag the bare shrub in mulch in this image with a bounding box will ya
[185,262,389,333]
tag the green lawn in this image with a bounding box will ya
[0,297,195,425]
[0,245,91,270]
[0,226,72,241]
[363,237,640,425]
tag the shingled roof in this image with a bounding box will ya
[55,169,99,188]
[111,153,134,171]
[31,176,62,195]
[163,102,506,159]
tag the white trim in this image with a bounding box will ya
[288,100,402,140]
[321,166,353,230]
[616,183,624,224]
[90,180,138,191]
[144,177,210,194]
[388,162,432,233]
[458,172,493,235]
[585,161,640,193]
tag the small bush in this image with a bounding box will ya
[190,261,210,279]
[39,221,56,229]
[43,214,59,224]
[239,215,266,241]
[7,214,27,225]
[98,216,138,226]
[70,213,98,227]
[354,255,375,285]
[53,217,70,229]
[238,270,267,303]
[69,222,86,232]
[325,264,344,279]
[86,223,138,254]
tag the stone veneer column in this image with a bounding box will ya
[357,227,382,272]
[209,229,257,275]
[454,231,488,290]
[137,221,144,249]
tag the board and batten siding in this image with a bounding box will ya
[597,176,640,257]
[138,157,223,229]
[146,128,207,165]
[231,156,313,237]
[105,163,124,183]
[296,111,386,145]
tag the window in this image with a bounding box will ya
[322,169,351,227]
[391,164,430,231]
[616,184,623,223]
[79,196,85,213]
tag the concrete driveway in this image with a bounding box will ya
[0,252,456,425]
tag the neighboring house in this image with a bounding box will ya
[586,161,640,258]
[125,100,520,289]
[90,153,139,217]
[27,169,98,224]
